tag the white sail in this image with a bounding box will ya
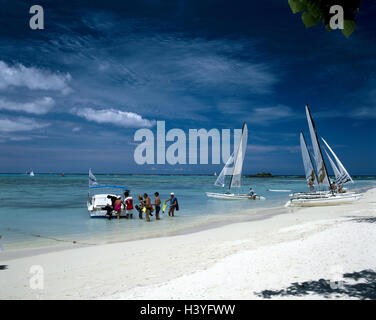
[89,169,98,186]
[321,137,354,185]
[305,105,330,189]
[324,150,341,183]
[229,123,248,189]
[300,132,317,186]
[29,170,34,177]
[214,153,234,187]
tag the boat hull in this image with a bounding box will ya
[87,193,127,218]
[285,193,361,207]
[206,192,265,200]
[289,190,352,198]
[88,209,129,218]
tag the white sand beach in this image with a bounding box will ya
[1,188,375,300]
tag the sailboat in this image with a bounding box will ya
[29,170,35,177]
[286,105,361,207]
[206,123,265,200]
[289,132,329,198]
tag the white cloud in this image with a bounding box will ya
[179,55,277,94]
[350,106,376,119]
[0,61,72,94]
[72,107,155,128]
[0,97,55,114]
[0,134,33,142]
[0,117,50,133]
[247,144,300,154]
[247,105,295,125]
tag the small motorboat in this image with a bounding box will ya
[87,169,130,218]
[87,186,129,218]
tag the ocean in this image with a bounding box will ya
[0,174,375,252]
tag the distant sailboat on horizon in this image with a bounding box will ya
[29,170,35,177]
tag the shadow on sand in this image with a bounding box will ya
[257,269,376,299]
[351,217,376,224]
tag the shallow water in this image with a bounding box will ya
[0,174,375,251]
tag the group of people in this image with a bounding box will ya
[104,191,179,221]
[307,178,345,193]
[329,181,345,193]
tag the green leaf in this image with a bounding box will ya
[306,1,321,18]
[288,0,306,14]
[301,11,320,28]
[342,20,356,38]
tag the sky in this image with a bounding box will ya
[0,0,375,174]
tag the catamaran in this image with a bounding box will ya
[286,105,361,207]
[206,123,265,200]
[86,169,129,218]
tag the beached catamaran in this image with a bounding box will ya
[206,123,265,200]
[286,105,361,207]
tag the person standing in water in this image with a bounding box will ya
[144,193,152,222]
[104,195,117,220]
[164,192,178,217]
[124,191,134,219]
[114,196,123,220]
[154,192,161,220]
[136,195,144,219]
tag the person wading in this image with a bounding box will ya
[154,192,161,220]
[144,193,152,222]
[164,192,178,217]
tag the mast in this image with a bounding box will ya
[305,105,331,190]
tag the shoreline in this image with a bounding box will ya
[0,188,375,299]
[0,204,288,261]
[2,179,374,259]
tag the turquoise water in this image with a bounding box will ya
[0,174,375,251]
